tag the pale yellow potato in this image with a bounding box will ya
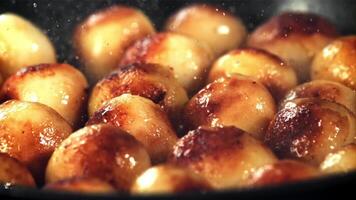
[320,144,356,174]
[0,100,72,182]
[248,160,319,187]
[131,164,211,194]
[0,153,36,187]
[281,80,356,114]
[119,32,214,94]
[265,98,356,165]
[88,63,188,125]
[44,177,115,194]
[208,48,298,101]
[1,63,88,128]
[183,75,276,140]
[73,5,155,84]
[169,126,277,189]
[311,36,356,90]
[0,13,56,79]
[248,12,338,82]
[165,4,247,57]
[46,124,151,192]
[87,94,178,163]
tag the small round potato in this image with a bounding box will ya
[248,12,338,82]
[1,63,89,128]
[281,80,356,114]
[45,124,151,192]
[311,36,356,90]
[0,100,72,183]
[44,177,115,194]
[131,164,211,194]
[0,153,36,187]
[247,160,319,187]
[208,48,298,101]
[88,63,188,123]
[73,5,155,84]
[87,94,178,163]
[320,144,356,174]
[183,75,276,139]
[165,4,247,57]
[169,126,277,189]
[0,13,56,79]
[119,32,214,94]
[265,98,356,165]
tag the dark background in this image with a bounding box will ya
[1,0,356,64]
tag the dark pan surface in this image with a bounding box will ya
[0,0,356,199]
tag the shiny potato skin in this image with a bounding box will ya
[44,177,115,194]
[311,36,356,90]
[0,100,72,183]
[183,75,276,139]
[281,80,356,114]
[131,164,211,194]
[45,124,151,192]
[247,160,319,187]
[1,63,89,128]
[320,144,356,174]
[265,98,356,165]
[119,32,214,94]
[165,4,247,57]
[208,48,298,101]
[88,63,188,123]
[73,5,155,84]
[0,13,56,79]
[169,126,277,189]
[87,94,178,163]
[0,153,36,187]
[248,12,338,82]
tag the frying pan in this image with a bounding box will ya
[0,0,355,199]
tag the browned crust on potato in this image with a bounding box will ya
[169,126,245,165]
[249,12,338,45]
[118,33,169,67]
[43,177,115,193]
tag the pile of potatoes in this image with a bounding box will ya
[0,3,355,196]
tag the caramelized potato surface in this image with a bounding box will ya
[183,75,276,139]
[1,63,88,128]
[87,94,178,163]
[131,164,211,194]
[169,126,277,189]
[165,4,247,57]
[46,124,151,192]
[73,5,155,84]
[320,144,356,174]
[265,98,356,165]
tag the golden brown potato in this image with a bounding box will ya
[169,126,277,189]
[183,75,276,139]
[73,5,155,84]
[45,124,151,192]
[1,63,89,128]
[281,80,356,114]
[265,98,356,165]
[87,94,178,163]
[165,4,247,57]
[248,12,338,82]
[0,153,36,187]
[44,177,115,194]
[311,36,356,90]
[0,13,56,79]
[247,160,319,187]
[320,144,356,174]
[0,100,72,183]
[208,48,298,101]
[119,32,214,94]
[88,63,188,123]
[131,164,211,194]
